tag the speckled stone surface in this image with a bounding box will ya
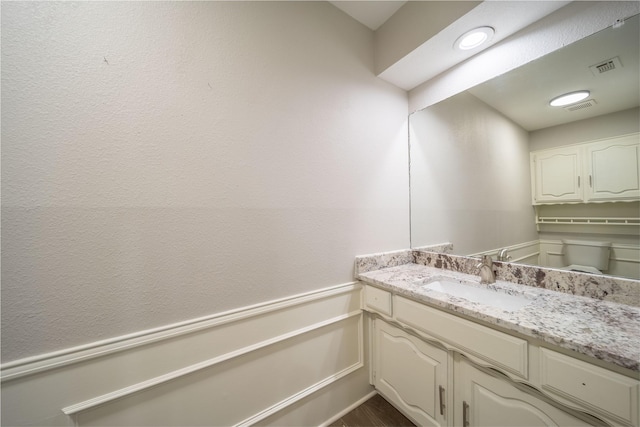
[354,249,414,276]
[413,250,640,307]
[354,245,453,276]
[357,263,640,371]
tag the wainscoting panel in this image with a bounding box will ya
[1,283,366,426]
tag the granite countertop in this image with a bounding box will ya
[358,263,640,372]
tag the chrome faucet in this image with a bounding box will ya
[476,255,496,284]
[497,248,512,262]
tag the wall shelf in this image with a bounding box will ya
[536,216,640,226]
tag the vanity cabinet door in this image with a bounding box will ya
[584,134,640,202]
[455,357,596,427]
[373,319,448,427]
[531,146,583,204]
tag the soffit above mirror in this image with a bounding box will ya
[376,1,571,91]
[330,1,572,91]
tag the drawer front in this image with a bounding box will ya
[394,296,528,378]
[540,348,639,425]
[364,286,392,316]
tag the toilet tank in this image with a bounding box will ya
[562,239,611,270]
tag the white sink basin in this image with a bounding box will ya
[420,277,532,312]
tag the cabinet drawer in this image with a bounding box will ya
[394,296,528,378]
[540,348,639,425]
[364,286,392,316]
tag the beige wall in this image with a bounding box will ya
[1,1,409,362]
[409,92,538,255]
[530,107,640,151]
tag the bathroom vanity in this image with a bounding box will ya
[356,251,640,427]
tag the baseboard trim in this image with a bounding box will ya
[2,282,360,382]
[61,309,362,416]
[319,390,378,427]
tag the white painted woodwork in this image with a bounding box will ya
[455,356,591,427]
[540,348,640,426]
[374,320,447,426]
[1,283,367,427]
[362,284,639,426]
[531,146,584,204]
[585,134,640,202]
[364,286,393,316]
[531,133,640,205]
[393,296,528,378]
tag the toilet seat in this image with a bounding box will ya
[561,264,603,275]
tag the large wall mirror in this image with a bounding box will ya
[409,13,640,280]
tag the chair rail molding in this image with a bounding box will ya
[1,282,367,427]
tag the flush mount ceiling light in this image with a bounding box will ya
[454,26,495,50]
[549,90,591,107]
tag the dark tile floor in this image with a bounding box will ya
[329,394,415,427]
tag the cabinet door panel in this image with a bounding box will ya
[532,147,583,204]
[375,320,447,426]
[471,384,561,426]
[456,358,595,427]
[586,134,640,201]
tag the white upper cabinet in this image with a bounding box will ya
[531,145,583,204]
[530,133,640,205]
[585,134,640,202]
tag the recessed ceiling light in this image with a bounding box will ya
[549,91,591,107]
[454,27,495,51]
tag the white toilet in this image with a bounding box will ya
[561,239,611,275]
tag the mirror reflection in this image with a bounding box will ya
[409,14,640,280]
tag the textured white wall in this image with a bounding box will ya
[410,92,538,254]
[529,107,640,151]
[1,1,409,362]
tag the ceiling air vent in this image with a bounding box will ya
[564,99,597,112]
[589,57,623,76]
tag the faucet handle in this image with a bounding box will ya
[476,255,493,271]
[478,255,496,284]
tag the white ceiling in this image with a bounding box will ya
[468,13,640,131]
[329,1,406,31]
[331,1,639,131]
